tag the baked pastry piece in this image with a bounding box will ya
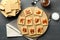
[4,2,11,13]
[33,16,41,25]
[0,0,21,17]
[24,8,32,16]
[0,4,4,10]
[36,25,43,34]
[18,16,25,25]
[34,7,43,16]
[11,3,19,10]
[28,26,36,35]
[41,18,48,25]
[26,16,32,25]
[8,10,16,16]
[20,26,28,35]
[1,11,8,17]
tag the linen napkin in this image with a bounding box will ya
[6,20,22,37]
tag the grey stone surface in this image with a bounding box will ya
[0,0,60,40]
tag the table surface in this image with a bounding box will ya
[0,0,60,40]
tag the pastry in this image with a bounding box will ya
[28,26,35,35]
[41,18,48,25]
[20,26,28,35]
[36,25,43,34]
[26,16,32,25]
[34,7,43,16]
[24,8,32,16]
[0,0,21,17]
[33,16,41,25]
[18,16,25,25]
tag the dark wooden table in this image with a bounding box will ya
[0,0,60,40]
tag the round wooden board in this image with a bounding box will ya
[17,7,48,38]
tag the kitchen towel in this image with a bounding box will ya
[6,20,22,37]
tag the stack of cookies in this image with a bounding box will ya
[0,0,21,17]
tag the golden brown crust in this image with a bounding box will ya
[0,0,21,17]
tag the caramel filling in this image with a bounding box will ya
[36,10,41,14]
[27,19,31,24]
[30,29,34,34]
[43,19,47,24]
[35,18,39,23]
[25,10,31,14]
[38,28,43,33]
[20,19,24,23]
[23,28,27,32]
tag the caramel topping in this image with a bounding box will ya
[35,18,39,23]
[30,29,34,34]
[20,19,24,23]
[38,28,43,33]
[27,19,31,24]
[36,10,41,14]
[25,10,31,14]
[43,19,47,24]
[43,0,49,5]
[23,28,27,32]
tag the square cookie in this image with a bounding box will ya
[36,25,43,34]
[28,26,36,35]
[20,26,28,35]
[26,17,32,25]
[18,16,25,25]
[41,18,48,25]
[34,8,43,16]
[33,16,41,25]
[24,8,32,16]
